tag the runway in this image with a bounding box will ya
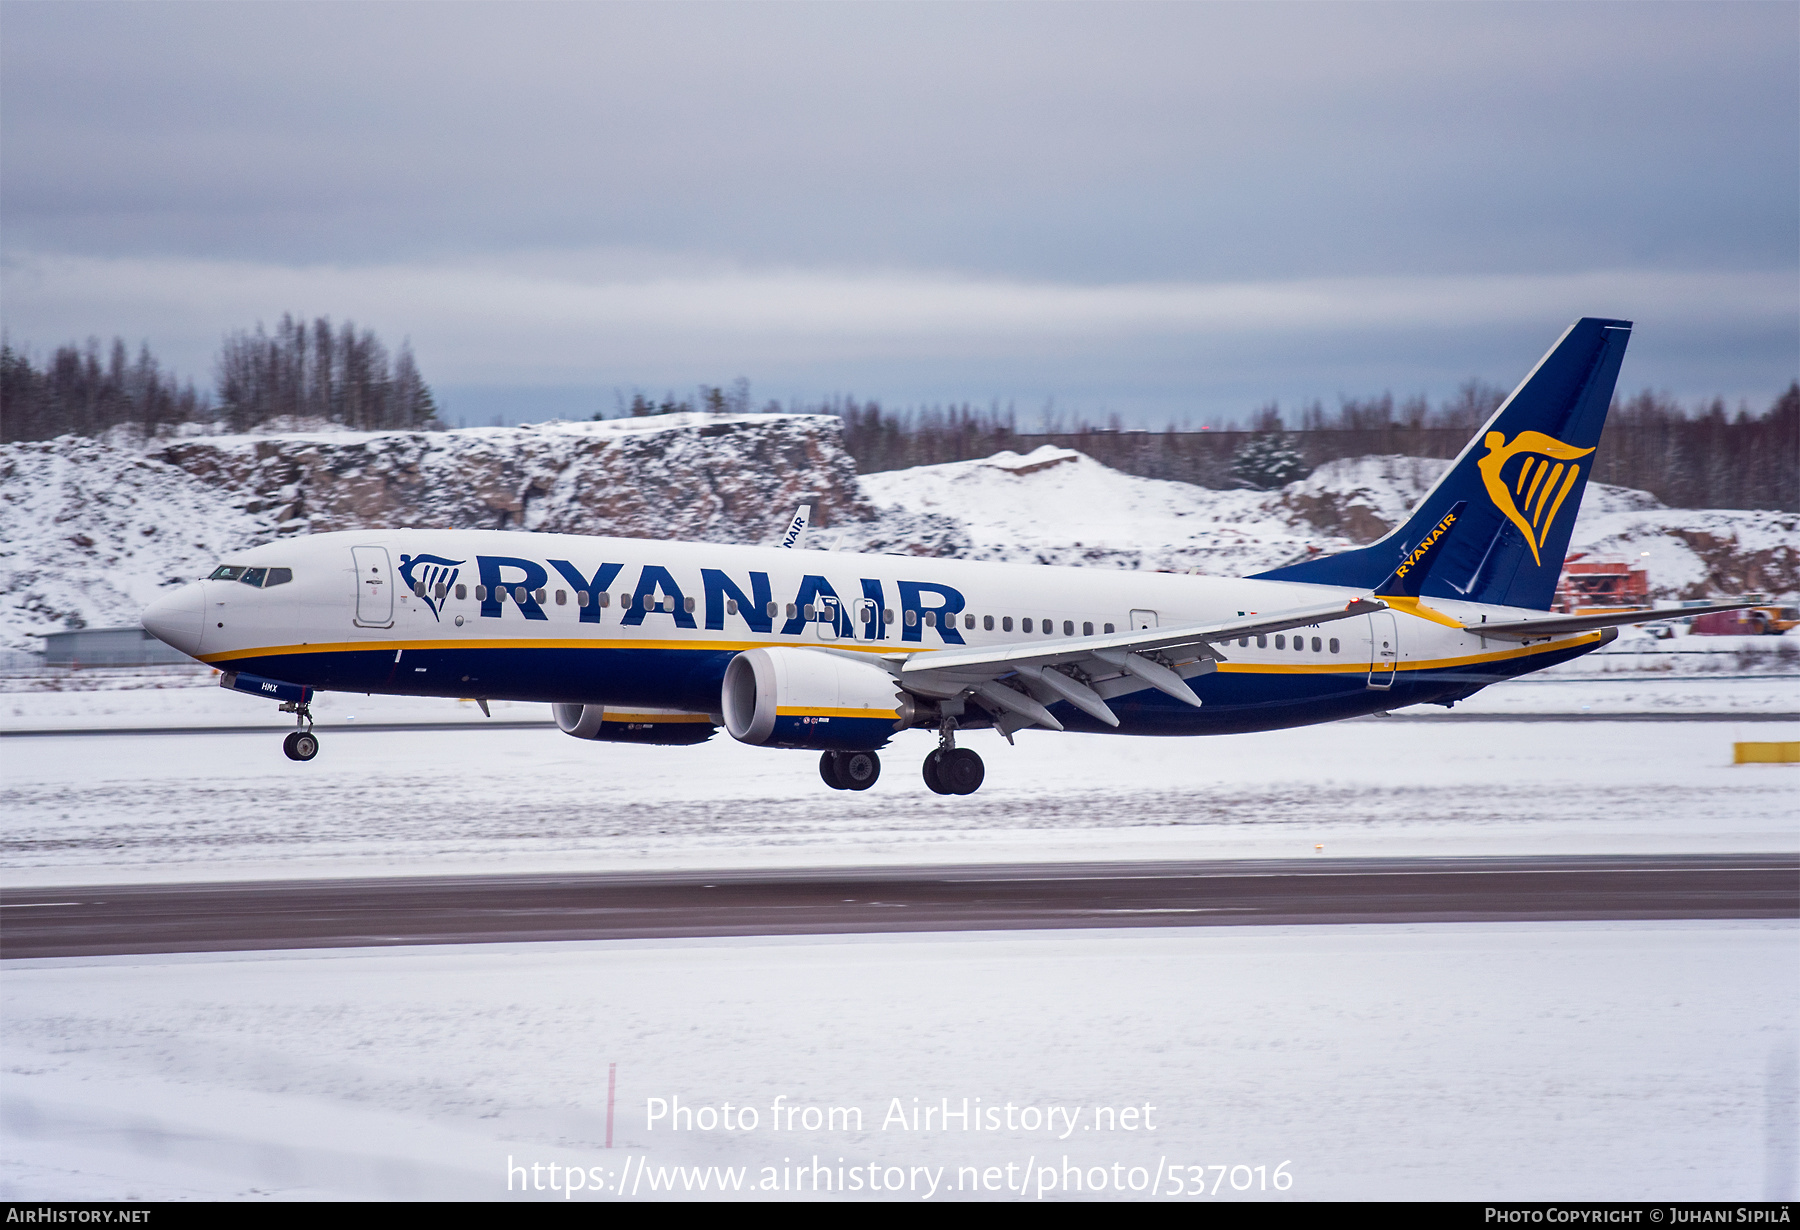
[3,853,1793,959]
[3,711,1798,738]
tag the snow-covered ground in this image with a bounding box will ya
[4,423,1797,1201]
[2,673,1795,888]
[4,922,1794,1201]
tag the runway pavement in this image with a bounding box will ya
[4,711,1799,738]
[2,854,1793,959]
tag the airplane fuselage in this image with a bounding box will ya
[146,528,1607,739]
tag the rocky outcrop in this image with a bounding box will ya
[2,421,1791,653]
[149,413,881,544]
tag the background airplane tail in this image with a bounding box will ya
[1252,316,1633,610]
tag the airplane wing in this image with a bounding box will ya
[886,597,1386,732]
[1464,600,1760,642]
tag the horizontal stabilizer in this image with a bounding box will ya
[1466,601,1759,642]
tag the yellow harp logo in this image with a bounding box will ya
[1476,431,1595,566]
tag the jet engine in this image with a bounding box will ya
[552,703,718,745]
[722,648,909,751]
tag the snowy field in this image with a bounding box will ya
[4,922,1794,1201]
[3,672,1797,1202]
[1,671,1796,887]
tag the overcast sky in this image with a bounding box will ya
[3,1,1795,426]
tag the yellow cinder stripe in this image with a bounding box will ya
[199,637,924,664]
[1379,597,1465,629]
[776,706,900,719]
[1215,631,1603,674]
[202,631,1601,676]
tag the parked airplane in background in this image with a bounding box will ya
[141,318,1748,794]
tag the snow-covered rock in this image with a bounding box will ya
[857,445,1347,575]
[2,426,1793,653]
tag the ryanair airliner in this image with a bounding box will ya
[139,318,1746,794]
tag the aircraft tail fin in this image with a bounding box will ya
[1373,501,1465,598]
[1251,317,1632,610]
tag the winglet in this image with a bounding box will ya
[778,504,811,549]
[1374,501,1466,598]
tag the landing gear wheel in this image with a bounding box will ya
[838,751,880,791]
[819,751,847,789]
[940,747,984,795]
[922,750,954,795]
[283,730,319,762]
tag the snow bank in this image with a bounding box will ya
[3,922,1792,1200]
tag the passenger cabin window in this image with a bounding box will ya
[1275,635,1285,649]
[684,596,696,614]
[1104,623,1115,634]
[767,601,779,618]
[1063,620,1074,635]
[906,610,918,627]
[726,598,738,615]
[555,590,567,605]
[984,615,994,631]
[455,583,467,600]
[964,613,975,629]
[1044,620,1054,636]
[884,609,895,624]
[476,585,489,601]
[1083,622,1093,636]
[1329,638,1340,654]
[924,611,937,628]
[413,580,426,596]
[577,591,590,607]
[1257,635,1267,648]
[1003,617,1013,632]
[1311,637,1322,652]
[1022,618,1033,633]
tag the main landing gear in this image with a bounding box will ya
[280,699,319,762]
[820,750,881,791]
[922,721,984,795]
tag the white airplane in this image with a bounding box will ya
[140,318,1748,794]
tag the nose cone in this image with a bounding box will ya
[142,582,206,657]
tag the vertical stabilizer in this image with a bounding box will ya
[1251,317,1632,610]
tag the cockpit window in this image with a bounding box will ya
[212,565,293,587]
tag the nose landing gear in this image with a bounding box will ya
[279,700,318,761]
[922,721,984,795]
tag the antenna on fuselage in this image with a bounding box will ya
[778,504,811,549]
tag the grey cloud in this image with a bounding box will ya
[4,2,1794,279]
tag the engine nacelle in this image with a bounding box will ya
[722,648,905,751]
[552,703,718,745]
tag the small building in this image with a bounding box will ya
[1555,554,1649,614]
[38,626,197,668]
